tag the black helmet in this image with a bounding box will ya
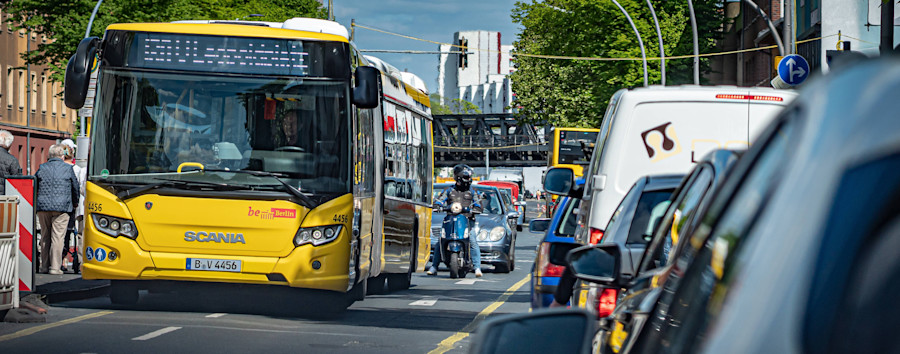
[453,164,474,188]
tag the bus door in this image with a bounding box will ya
[354,106,378,280]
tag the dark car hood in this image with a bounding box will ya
[430,211,508,241]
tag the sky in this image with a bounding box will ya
[330,0,522,94]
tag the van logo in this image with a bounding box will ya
[184,231,246,244]
[145,202,153,210]
[641,122,682,162]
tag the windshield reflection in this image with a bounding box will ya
[90,69,350,196]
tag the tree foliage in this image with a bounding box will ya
[429,93,482,114]
[1,0,326,81]
[510,0,724,127]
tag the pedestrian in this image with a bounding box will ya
[61,140,85,273]
[0,129,23,195]
[36,144,80,275]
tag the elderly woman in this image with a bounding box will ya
[0,130,22,195]
[35,144,80,275]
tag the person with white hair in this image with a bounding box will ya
[35,144,80,275]
[0,129,22,195]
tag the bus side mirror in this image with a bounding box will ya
[65,37,101,109]
[353,66,380,109]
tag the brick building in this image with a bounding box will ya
[1,11,77,175]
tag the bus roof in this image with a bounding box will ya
[108,18,350,43]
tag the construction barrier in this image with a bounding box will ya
[5,177,36,292]
[1,195,19,310]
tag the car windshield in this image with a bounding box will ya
[89,69,350,197]
[627,190,676,244]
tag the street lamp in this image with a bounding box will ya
[609,0,649,87]
[645,0,665,85]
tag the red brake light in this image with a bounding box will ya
[715,94,784,102]
[538,243,567,277]
[597,288,618,318]
[589,228,605,244]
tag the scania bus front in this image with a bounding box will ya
[65,19,380,307]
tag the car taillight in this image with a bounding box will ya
[597,287,618,318]
[538,243,567,277]
[589,228,605,244]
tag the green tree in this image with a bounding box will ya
[1,0,326,82]
[510,0,723,127]
[429,93,482,114]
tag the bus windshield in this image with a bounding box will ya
[89,69,350,197]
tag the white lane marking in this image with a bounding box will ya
[205,313,227,318]
[132,326,182,341]
[409,299,438,306]
[455,279,477,285]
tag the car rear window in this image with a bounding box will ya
[556,198,579,237]
[626,189,675,245]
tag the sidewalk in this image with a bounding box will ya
[31,272,109,304]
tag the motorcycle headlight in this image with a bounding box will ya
[91,213,138,239]
[450,202,463,214]
[490,227,505,242]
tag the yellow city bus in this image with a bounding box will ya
[549,127,601,177]
[64,18,433,310]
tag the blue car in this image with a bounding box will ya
[529,179,584,309]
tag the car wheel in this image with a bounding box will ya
[494,263,510,273]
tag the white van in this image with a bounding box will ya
[548,85,796,244]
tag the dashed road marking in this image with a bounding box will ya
[455,279,477,285]
[205,313,227,318]
[132,326,182,341]
[409,299,438,306]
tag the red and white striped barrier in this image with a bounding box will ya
[5,177,35,292]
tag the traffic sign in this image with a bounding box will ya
[777,54,810,86]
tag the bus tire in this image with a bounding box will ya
[449,252,460,279]
[367,275,387,295]
[109,280,139,305]
[388,235,416,292]
[349,278,366,302]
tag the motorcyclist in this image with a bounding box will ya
[428,164,484,277]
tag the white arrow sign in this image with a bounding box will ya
[787,58,806,81]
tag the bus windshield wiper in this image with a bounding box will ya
[116,178,242,200]
[203,168,315,209]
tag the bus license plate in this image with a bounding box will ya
[186,258,242,272]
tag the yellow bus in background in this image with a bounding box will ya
[549,127,601,177]
[64,18,432,311]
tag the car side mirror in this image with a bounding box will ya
[528,218,551,233]
[507,211,519,220]
[515,201,526,207]
[352,66,380,109]
[543,167,576,196]
[469,309,595,354]
[548,242,580,266]
[64,37,101,109]
[567,244,622,286]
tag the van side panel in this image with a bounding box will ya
[590,101,749,231]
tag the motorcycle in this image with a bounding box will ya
[436,201,479,279]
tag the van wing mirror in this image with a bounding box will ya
[352,66,380,109]
[469,309,595,354]
[528,218,551,233]
[64,37,101,109]
[543,167,575,196]
[548,242,580,266]
[567,243,622,285]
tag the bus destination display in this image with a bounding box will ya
[129,33,309,76]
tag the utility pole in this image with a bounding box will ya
[881,0,895,54]
[687,0,699,84]
[784,0,794,54]
[328,0,334,21]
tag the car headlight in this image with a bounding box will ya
[91,213,138,239]
[477,229,489,241]
[490,226,505,242]
[294,225,342,246]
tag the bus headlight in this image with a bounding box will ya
[91,213,138,239]
[294,225,342,247]
[490,227,505,242]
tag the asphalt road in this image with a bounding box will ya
[0,228,542,353]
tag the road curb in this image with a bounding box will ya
[34,283,110,305]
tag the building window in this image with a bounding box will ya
[40,75,46,113]
[51,82,57,116]
[6,67,12,108]
[17,70,24,110]
[30,71,36,113]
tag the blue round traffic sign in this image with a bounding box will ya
[777,54,810,86]
[85,246,94,261]
[94,247,107,262]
